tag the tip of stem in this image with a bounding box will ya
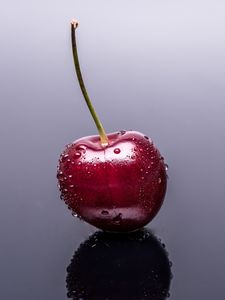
[71,19,79,29]
[101,141,109,148]
[100,135,109,147]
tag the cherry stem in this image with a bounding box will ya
[71,20,108,146]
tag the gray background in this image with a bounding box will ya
[0,0,225,299]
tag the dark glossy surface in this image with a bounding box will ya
[66,229,172,300]
[1,1,225,299]
[58,131,167,232]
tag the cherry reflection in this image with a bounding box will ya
[66,229,172,300]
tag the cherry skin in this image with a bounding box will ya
[57,130,167,232]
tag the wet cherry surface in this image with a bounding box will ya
[57,131,167,232]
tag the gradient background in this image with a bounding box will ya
[1,0,225,299]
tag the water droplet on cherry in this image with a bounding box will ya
[74,152,81,159]
[62,154,69,162]
[57,171,64,181]
[113,213,122,224]
[76,145,86,152]
[120,130,126,135]
[114,148,121,154]
[101,210,109,215]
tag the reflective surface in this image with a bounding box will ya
[66,229,172,300]
[1,0,225,299]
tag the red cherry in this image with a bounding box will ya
[57,20,168,232]
[57,131,167,232]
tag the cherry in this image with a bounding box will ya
[57,20,167,232]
